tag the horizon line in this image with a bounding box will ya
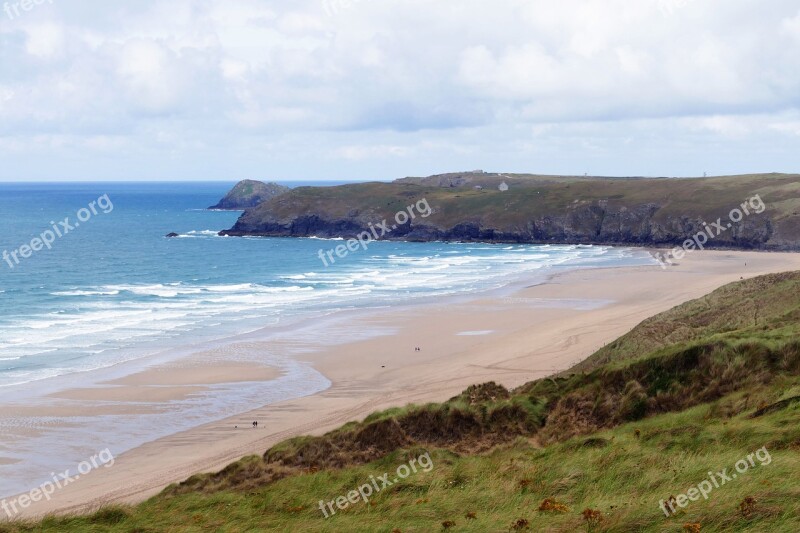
[0,171,795,184]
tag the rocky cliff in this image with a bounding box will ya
[221,173,800,251]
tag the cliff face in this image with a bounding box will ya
[210,180,290,210]
[405,206,774,249]
[224,202,777,249]
[220,173,800,251]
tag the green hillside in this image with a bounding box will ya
[5,272,800,532]
[224,173,800,250]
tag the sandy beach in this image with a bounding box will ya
[9,249,800,519]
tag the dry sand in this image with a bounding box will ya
[11,249,800,519]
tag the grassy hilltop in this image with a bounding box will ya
[223,173,800,250]
[209,180,290,210]
[6,272,800,532]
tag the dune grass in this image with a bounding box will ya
[4,383,798,532]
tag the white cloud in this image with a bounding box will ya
[0,0,799,180]
[769,121,800,136]
[24,21,66,59]
[781,9,800,40]
[689,116,751,138]
[116,39,184,113]
[333,144,412,160]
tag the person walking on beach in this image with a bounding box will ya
[253,421,258,428]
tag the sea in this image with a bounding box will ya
[0,181,656,498]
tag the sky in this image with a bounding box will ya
[0,0,799,182]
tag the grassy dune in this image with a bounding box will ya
[4,273,800,532]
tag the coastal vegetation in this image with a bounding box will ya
[4,272,800,532]
[209,180,290,210]
[221,173,800,251]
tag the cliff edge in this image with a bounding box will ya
[221,172,800,250]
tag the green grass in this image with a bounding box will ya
[230,172,800,248]
[574,271,800,373]
[5,387,798,532]
[5,272,800,532]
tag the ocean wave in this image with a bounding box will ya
[173,230,224,238]
[282,273,320,280]
[51,289,121,297]
[0,243,653,390]
[96,282,315,298]
[104,284,202,298]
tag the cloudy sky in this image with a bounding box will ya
[1,0,799,181]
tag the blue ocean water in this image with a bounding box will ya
[0,182,654,391]
[0,182,657,497]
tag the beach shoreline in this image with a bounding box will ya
[7,249,800,520]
